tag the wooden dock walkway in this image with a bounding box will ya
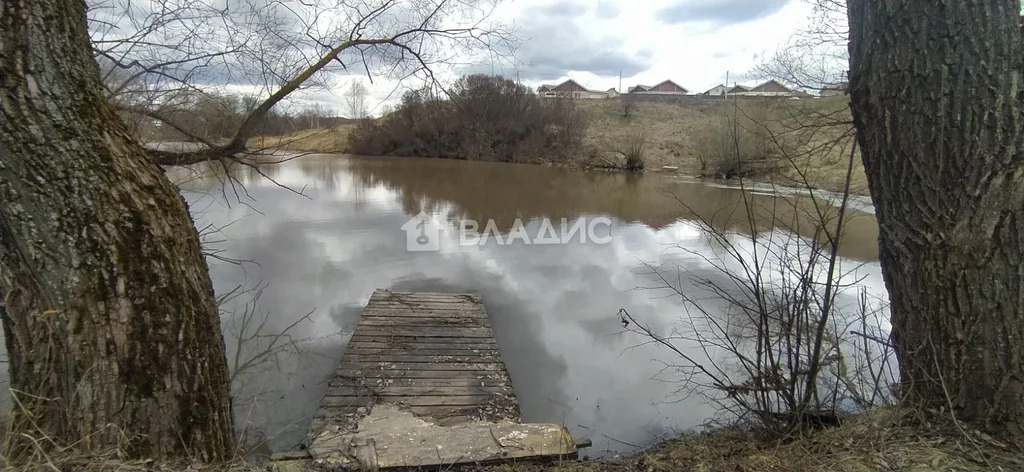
[305,290,577,469]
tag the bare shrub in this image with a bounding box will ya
[605,129,648,172]
[693,102,778,178]
[623,136,896,435]
[692,100,830,180]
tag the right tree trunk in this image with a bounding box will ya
[847,0,1024,435]
[1,0,233,460]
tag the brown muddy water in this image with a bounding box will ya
[0,154,889,457]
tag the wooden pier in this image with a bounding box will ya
[305,290,577,469]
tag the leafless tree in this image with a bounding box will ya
[299,103,332,129]
[752,0,849,94]
[87,0,514,166]
[0,0,511,461]
[346,80,370,118]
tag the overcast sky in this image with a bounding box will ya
[103,0,821,117]
[294,0,818,116]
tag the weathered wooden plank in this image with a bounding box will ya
[339,361,506,372]
[344,344,499,354]
[351,327,494,338]
[359,313,487,321]
[370,292,481,300]
[340,355,503,365]
[357,318,490,328]
[364,302,482,310]
[335,369,507,379]
[316,405,486,419]
[325,385,509,397]
[321,395,496,407]
[330,377,507,388]
[348,335,497,345]
[370,290,481,298]
[361,307,486,315]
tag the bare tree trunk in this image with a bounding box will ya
[847,0,1024,435]
[0,0,233,460]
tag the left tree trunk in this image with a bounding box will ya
[0,0,233,460]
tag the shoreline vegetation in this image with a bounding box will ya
[249,78,867,196]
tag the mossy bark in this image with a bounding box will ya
[848,0,1024,435]
[0,0,233,460]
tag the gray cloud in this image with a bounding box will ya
[515,18,654,80]
[536,0,587,17]
[658,0,790,25]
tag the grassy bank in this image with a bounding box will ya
[484,408,1021,472]
[257,97,867,195]
[578,98,867,195]
[247,125,354,154]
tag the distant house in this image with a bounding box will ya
[727,84,752,94]
[749,79,793,96]
[537,79,608,99]
[729,80,812,98]
[703,84,728,96]
[606,88,620,98]
[628,80,688,95]
[820,82,848,97]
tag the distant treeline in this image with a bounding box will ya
[348,75,585,163]
[120,92,356,143]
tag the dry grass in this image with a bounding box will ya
[247,124,355,154]
[578,98,868,195]
[4,408,1021,470]
[482,408,1023,472]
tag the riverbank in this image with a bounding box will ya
[8,407,1013,471]
[483,408,1020,472]
[254,97,867,196]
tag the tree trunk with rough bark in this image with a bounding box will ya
[847,0,1024,435]
[0,0,233,460]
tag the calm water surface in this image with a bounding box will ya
[137,155,887,454]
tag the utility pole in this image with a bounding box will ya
[725,70,730,99]
[618,70,622,93]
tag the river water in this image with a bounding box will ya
[172,154,889,455]
[0,153,888,457]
